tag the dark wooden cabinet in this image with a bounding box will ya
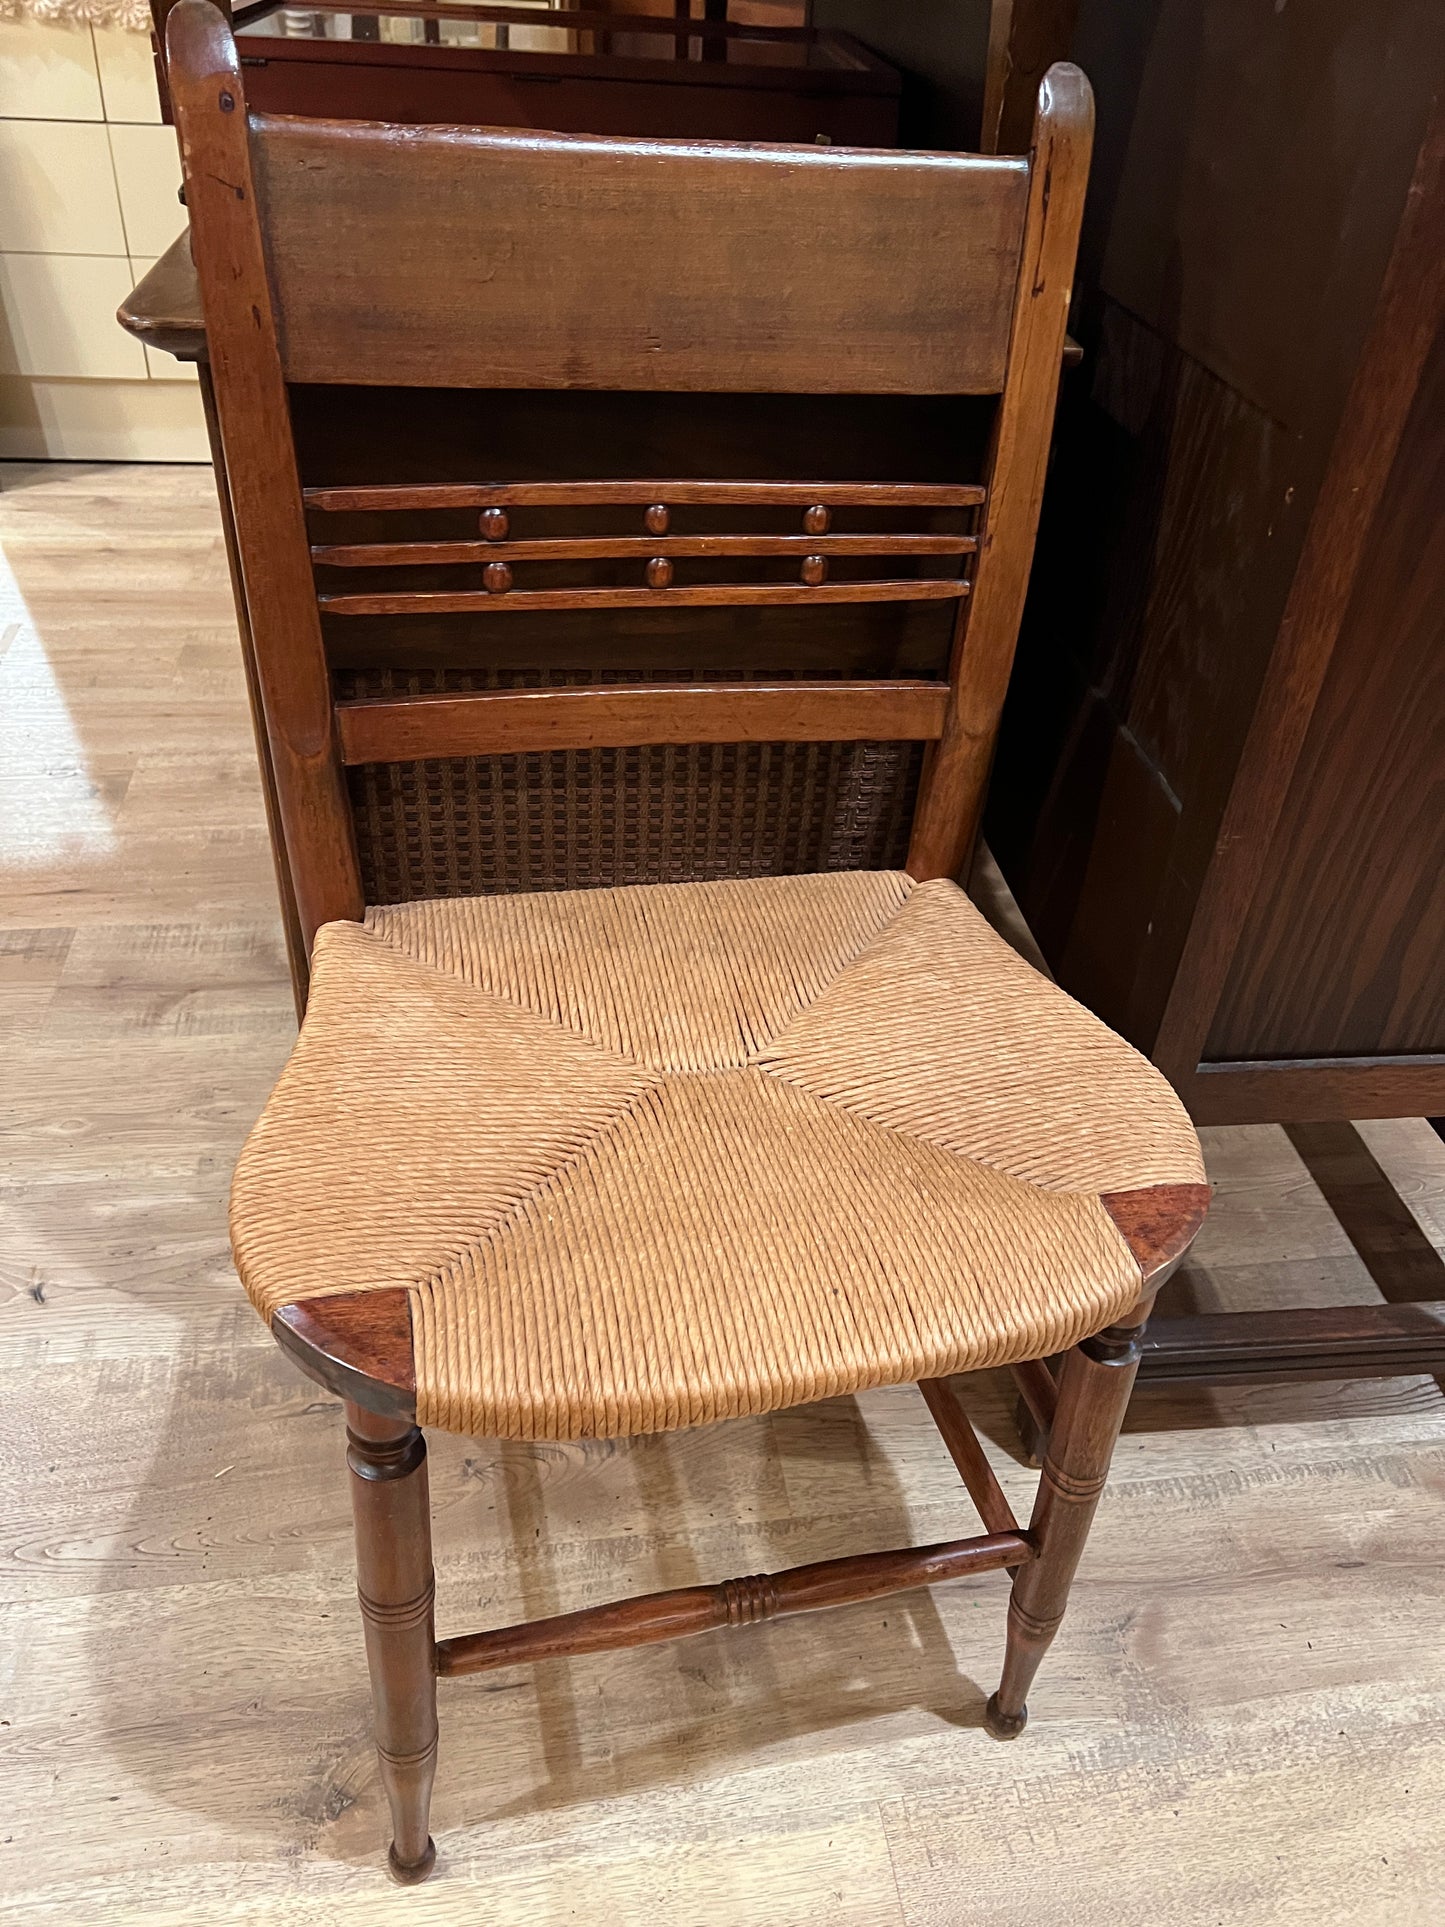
[820,0,1445,1125]
[1198,323,1445,1077]
[816,0,1445,1384]
[984,1,1445,1130]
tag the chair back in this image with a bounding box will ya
[166,0,1092,951]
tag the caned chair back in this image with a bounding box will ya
[165,0,1091,958]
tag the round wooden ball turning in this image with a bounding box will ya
[800,554,828,587]
[803,504,830,535]
[646,556,673,590]
[479,508,509,541]
[644,503,670,535]
[983,1693,1028,1740]
[483,561,513,595]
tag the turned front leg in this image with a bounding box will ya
[986,1298,1151,1738]
[345,1402,438,1883]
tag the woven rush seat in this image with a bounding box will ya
[232,870,1204,1441]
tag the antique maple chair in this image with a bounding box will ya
[165,0,1207,1882]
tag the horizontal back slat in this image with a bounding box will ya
[312,534,977,567]
[334,680,950,764]
[252,119,1030,394]
[318,580,967,618]
[303,481,989,512]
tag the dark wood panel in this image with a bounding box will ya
[987,1,1445,1104]
[1090,0,1441,432]
[322,600,958,686]
[253,114,1029,392]
[1206,322,1445,1060]
[1150,90,1445,1084]
[990,301,1304,1047]
[288,387,998,497]
[1182,1055,1445,1127]
[1139,1302,1445,1386]
[812,0,992,150]
[241,51,900,146]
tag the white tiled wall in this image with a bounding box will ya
[0,19,206,460]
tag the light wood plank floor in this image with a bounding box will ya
[2,462,1443,1924]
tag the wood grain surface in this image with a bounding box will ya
[251,116,1029,393]
[4,463,1445,1919]
[333,678,950,764]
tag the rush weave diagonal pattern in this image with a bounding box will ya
[230,871,1204,1440]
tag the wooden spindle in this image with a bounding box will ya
[436,1529,1032,1678]
[803,503,830,534]
[918,1377,1018,1535]
[987,1297,1153,1740]
[345,1404,438,1884]
[646,556,673,589]
[483,561,512,594]
[645,503,670,534]
[479,507,509,540]
[801,554,828,586]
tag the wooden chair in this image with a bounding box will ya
[166,0,1207,1881]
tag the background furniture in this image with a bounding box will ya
[989,1,1445,1128]
[817,0,1445,1386]
[151,0,899,143]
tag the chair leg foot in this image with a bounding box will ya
[993,1300,1150,1732]
[388,1837,438,1886]
[345,1401,439,1884]
[983,1691,1027,1740]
